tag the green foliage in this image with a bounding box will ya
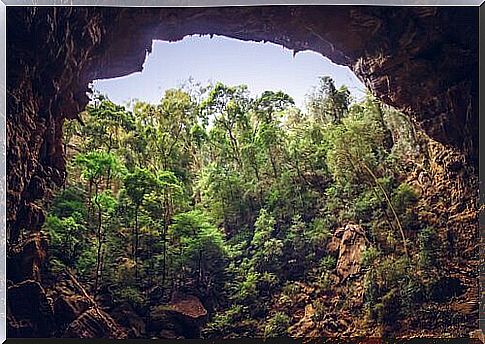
[124,168,159,206]
[325,100,389,185]
[203,304,247,338]
[361,247,380,268]
[76,241,97,276]
[169,210,227,289]
[264,312,290,338]
[75,150,125,184]
[364,256,426,327]
[306,76,350,124]
[50,186,87,219]
[418,226,440,268]
[319,256,336,271]
[250,210,284,275]
[307,217,333,251]
[372,288,400,325]
[45,214,88,267]
[233,269,260,304]
[392,183,419,213]
[48,77,434,338]
[311,299,327,322]
[117,286,145,308]
[279,281,303,303]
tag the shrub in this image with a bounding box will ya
[203,304,246,337]
[354,189,381,221]
[118,286,144,308]
[320,255,337,271]
[364,257,422,326]
[400,275,425,314]
[361,247,380,268]
[315,271,333,291]
[51,185,87,219]
[374,288,400,325]
[234,270,260,303]
[45,214,89,268]
[264,312,290,338]
[392,183,418,213]
[418,226,440,268]
[75,240,97,277]
[281,281,302,299]
[279,282,304,308]
[308,218,332,245]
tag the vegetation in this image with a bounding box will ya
[43,77,449,338]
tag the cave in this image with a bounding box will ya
[6,5,479,338]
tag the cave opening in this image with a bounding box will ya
[91,35,367,109]
[6,6,479,340]
[56,31,371,292]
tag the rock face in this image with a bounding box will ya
[7,233,48,283]
[63,308,127,339]
[7,268,128,338]
[328,224,368,282]
[54,271,128,338]
[7,273,127,338]
[7,280,55,337]
[406,133,479,260]
[5,5,478,338]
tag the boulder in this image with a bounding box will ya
[63,307,128,339]
[7,233,48,283]
[7,280,55,337]
[328,224,367,282]
[148,292,207,339]
[46,271,93,328]
[110,302,146,338]
[49,270,127,339]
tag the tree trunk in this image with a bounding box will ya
[268,146,278,178]
[93,183,103,297]
[197,250,202,286]
[162,192,170,291]
[134,205,139,281]
[360,161,409,258]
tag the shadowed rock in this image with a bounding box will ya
[149,293,207,339]
[328,224,368,282]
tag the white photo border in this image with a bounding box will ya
[0,1,482,343]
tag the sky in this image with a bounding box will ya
[92,35,367,111]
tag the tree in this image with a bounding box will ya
[201,83,251,168]
[75,151,125,294]
[45,214,88,268]
[46,79,435,338]
[325,97,409,257]
[123,168,159,280]
[306,76,350,124]
[169,210,227,293]
[253,91,293,179]
[250,209,283,277]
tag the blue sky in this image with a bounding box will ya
[92,35,367,110]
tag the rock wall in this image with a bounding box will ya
[6,6,478,338]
